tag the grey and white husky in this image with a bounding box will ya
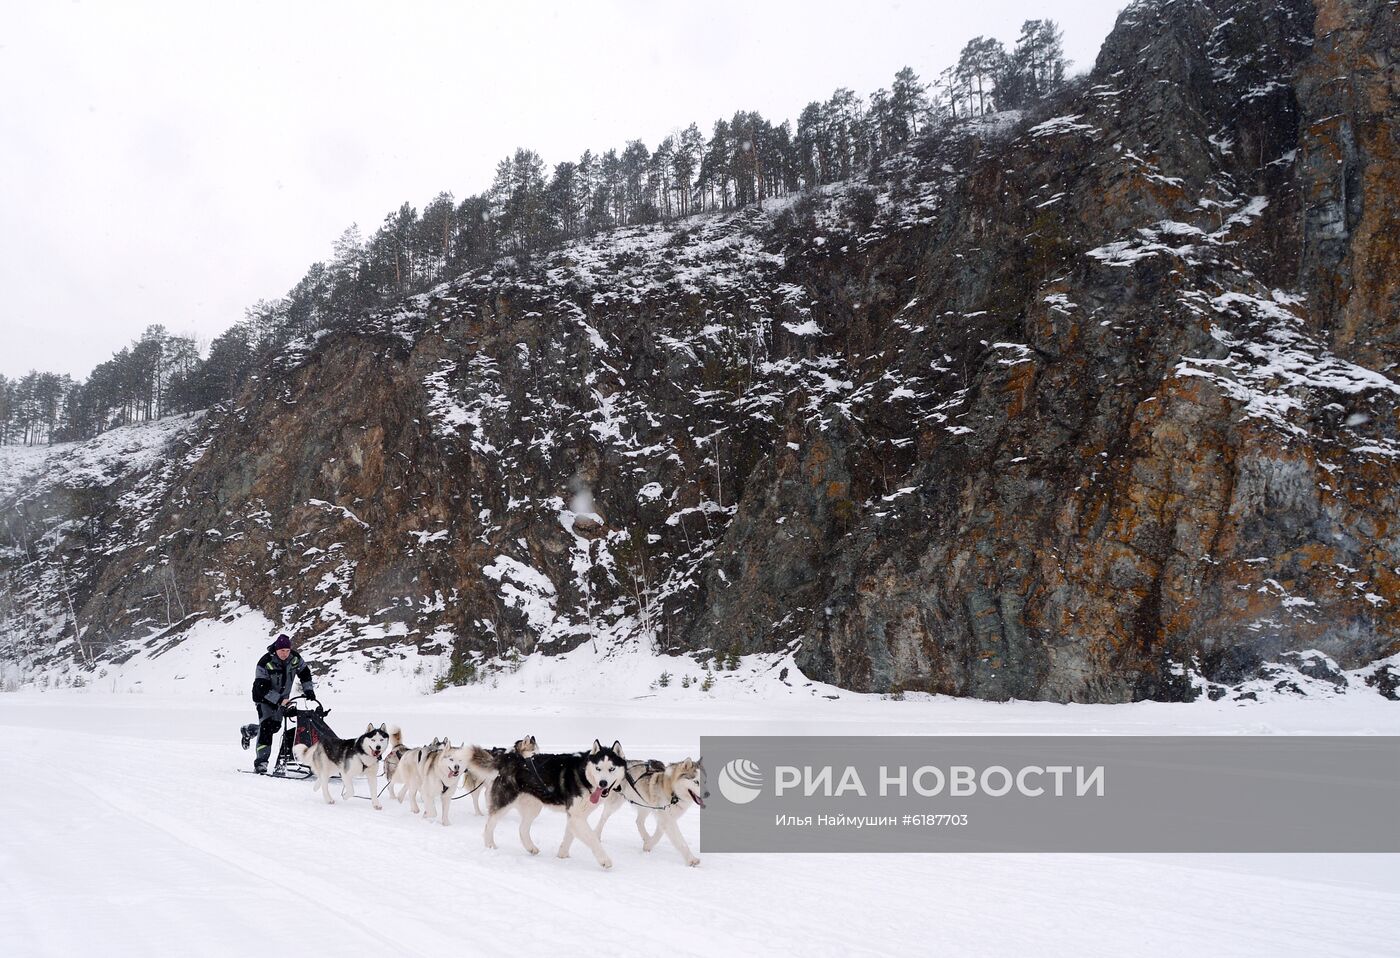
[467,738,626,869]
[294,722,391,810]
[382,726,412,783]
[405,739,471,826]
[586,757,708,866]
[389,735,444,812]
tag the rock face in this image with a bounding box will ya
[3,0,1399,701]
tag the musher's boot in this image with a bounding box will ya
[240,724,257,750]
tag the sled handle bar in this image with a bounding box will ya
[284,696,330,717]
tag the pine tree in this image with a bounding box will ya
[619,140,654,224]
[955,37,1008,117]
[650,136,675,220]
[671,124,704,216]
[369,202,419,291]
[417,191,457,275]
[997,20,1068,109]
[491,149,547,253]
[0,375,12,444]
[889,67,931,144]
[796,101,826,186]
[575,149,598,229]
[451,194,497,268]
[593,149,622,231]
[546,161,581,238]
[698,119,733,211]
[819,90,855,179]
[283,263,331,339]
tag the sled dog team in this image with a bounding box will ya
[293,723,709,869]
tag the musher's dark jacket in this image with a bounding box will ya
[251,642,315,706]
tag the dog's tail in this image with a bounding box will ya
[292,741,309,762]
[465,744,504,781]
[388,725,404,749]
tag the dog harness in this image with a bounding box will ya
[622,764,682,809]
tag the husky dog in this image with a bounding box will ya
[412,740,472,826]
[389,736,444,812]
[294,722,391,810]
[459,735,538,815]
[468,738,626,869]
[585,758,708,866]
[383,726,410,783]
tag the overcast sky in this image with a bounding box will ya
[0,0,1126,380]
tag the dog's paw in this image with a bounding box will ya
[556,848,570,859]
[372,802,383,811]
[687,857,701,867]
[599,857,614,870]
[642,841,655,852]
[526,845,540,856]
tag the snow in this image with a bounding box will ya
[306,498,370,529]
[3,672,1398,957]
[1087,231,1201,267]
[967,109,1024,138]
[3,598,1399,955]
[1221,195,1269,231]
[0,414,203,505]
[782,319,823,336]
[1027,114,1099,138]
[482,554,564,643]
[1174,289,1400,437]
[0,441,55,501]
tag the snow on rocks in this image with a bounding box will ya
[1174,288,1400,438]
[1027,114,1099,138]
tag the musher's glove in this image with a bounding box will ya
[302,691,317,703]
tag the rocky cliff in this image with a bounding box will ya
[3,0,1398,702]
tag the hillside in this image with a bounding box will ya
[3,0,1399,703]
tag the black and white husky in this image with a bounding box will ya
[294,722,391,810]
[468,738,626,869]
[586,757,708,866]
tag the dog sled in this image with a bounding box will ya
[239,701,434,803]
[238,698,337,782]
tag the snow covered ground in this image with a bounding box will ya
[2,678,1397,957]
